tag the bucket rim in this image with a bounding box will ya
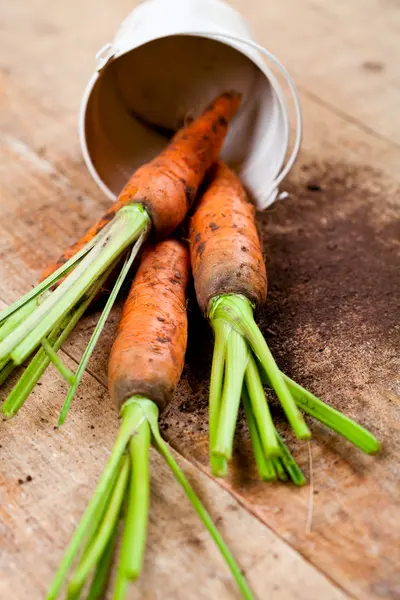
[79,30,301,209]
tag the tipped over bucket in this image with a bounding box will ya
[80,0,302,209]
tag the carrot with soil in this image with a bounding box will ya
[189,162,380,480]
[47,240,254,600]
[0,93,241,423]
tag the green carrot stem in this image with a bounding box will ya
[283,375,380,454]
[112,571,129,600]
[3,348,53,418]
[245,354,280,458]
[67,456,130,596]
[80,459,123,567]
[141,401,255,600]
[2,271,108,418]
[242,386,305,485]
[0,297,37,342]
[0,361,15,387]
[41,339,75,385]
[120,408,151,580]
[58,233,146,426]
[0,358,9,371]
[0,233,100,328]
[259,368,380,455]
[86,525,119,600]
[272,457,289,482]
[64,460,122,600]
[46,402,145,600]
[242,387,276,481]
[209,318,230,477]
[210,295,311,440]
[213,327,248,461]
[8,235,107,363]
[11,206,150,365]
[276,434,306,486]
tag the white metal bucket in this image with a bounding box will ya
[79,0,302,210]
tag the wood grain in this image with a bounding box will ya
[0,1,399,599]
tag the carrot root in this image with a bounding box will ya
[1,95,240,408]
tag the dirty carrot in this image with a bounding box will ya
[0,93,241,423]
[189,162,380,480]
[47,240,254,600]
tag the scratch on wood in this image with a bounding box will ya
[1,134,94,210]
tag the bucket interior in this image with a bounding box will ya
[83,35,285,200]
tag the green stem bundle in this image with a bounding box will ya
[48,397,254,600]
[0,206,150,423]
[208,294,380,480]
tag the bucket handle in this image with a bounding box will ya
[191,31,302,210]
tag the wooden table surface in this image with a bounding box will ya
[0,1,399,599]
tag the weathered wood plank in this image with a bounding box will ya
[230,0,400,146]
[0,1,399,599]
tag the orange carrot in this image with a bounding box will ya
[189,161,310,477]
[48,239,255,600]
[189,161,379,484]
[41,93,241,281]
[190,161,267,313]
[108,239,189,412]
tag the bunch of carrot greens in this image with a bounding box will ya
[0,91,380,600]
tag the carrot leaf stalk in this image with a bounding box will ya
[142,399,256,600]
[86,526,118,600]
[0,361,15,387]
[213,324,249,461]
[208,293,380,467]
[272,373,380,455]
[2,272,108,418]
[46,399,145,600]
[211,294,311,441]
[0,234,100,329]
[209,319,230,476]
[48,397,255,600]
[245,354,280,458]
[0,205,150,367]
[58,231,146,425]
[207,297,305,483]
